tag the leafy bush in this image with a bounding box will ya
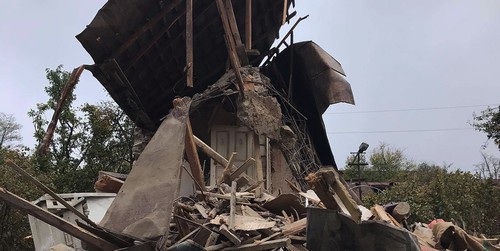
[363,165,500,235]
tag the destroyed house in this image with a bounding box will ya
[75,0,356,241]
[77,0,354,193]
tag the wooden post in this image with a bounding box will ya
[218,152,237,185]
[223,0,249,66]
[253,133,263,186]
[186,0,193,87]
[282,0,288,24]
[229,181,237,230]
[185,118,206,193]
[0,187,119,250]
[306,168,362,223]
[4,160,99,229]
[245,0,252,50]
[215,0,246,96]
[229,158,255,181]
[38,65,84,155]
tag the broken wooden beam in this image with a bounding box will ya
[38,65,84,155]
[223,0,249,66]
[229,181,237,230]
[0,187,119,250]
[219,224,242,246]
[245,0,252,50]
[229,158,256,181]
[4,160,99,228]
[94,174,124,193]
[253,134,263,187]
[185,117,206,193]
[223,238,290,251]
[281,218,307,236]
[218,152,237,185]
[215,0,246,95]
[186,0,193,88]
[305,167,361,223]
[194,135,231,168]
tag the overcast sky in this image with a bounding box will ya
[0,1,498,171]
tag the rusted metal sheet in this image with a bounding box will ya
[99,98,191,240]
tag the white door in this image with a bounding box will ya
[209,126,255,186]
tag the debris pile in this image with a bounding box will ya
[1,0,498,250]
[159,185,307,250]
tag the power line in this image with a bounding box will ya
[328,127,474,134]
[325,103,499,115]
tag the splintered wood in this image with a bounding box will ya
[167,186,304,250]
[165,163,306,250]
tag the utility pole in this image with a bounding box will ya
[349,142,369,201]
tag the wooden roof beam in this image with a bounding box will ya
[111,0,182,59]
[186,0,194,88]
[216,0,245,96]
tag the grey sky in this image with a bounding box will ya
[1,1,499,170]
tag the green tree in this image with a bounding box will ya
[475,152,499,180]
[364,164,500,235]
[343,143,413,182]
[472,105,500,150]
[0,112,22,149]
[28,66,135,192]
[0,148,54,250]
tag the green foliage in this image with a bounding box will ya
[28,65,135,193]
[0,112,22,149]
[0,148,54,250]
[363,164,500,235]
[472,105,500,150]
[343,143,413,182]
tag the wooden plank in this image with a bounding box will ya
[194,203,209,219]
[205,231,220,247]
[219,224,241,246]
[245,0,252,50]
[211,215,275,231]
[0,187,119,250]
[218,152,237,185]
[282,0,288,24]
[253,134,263,187]
[194,135,233,168]
[305,168,361,223]
[186,0,193,88]
[241,205,263,218]
[215,0,245,95]
[229,181,237,230]
[223,0,249,66]
[222,238,290,251]
[5,160,99,229]
[229,158,255,181]
[243,180,264,192]
[94,174,124,193]
[185,118,206,193]
[38,65,84,155]
[281,218,307,236]
[371,205,392,223]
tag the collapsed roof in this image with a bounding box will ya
[77,0,355,171]
[77,0,291,131]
